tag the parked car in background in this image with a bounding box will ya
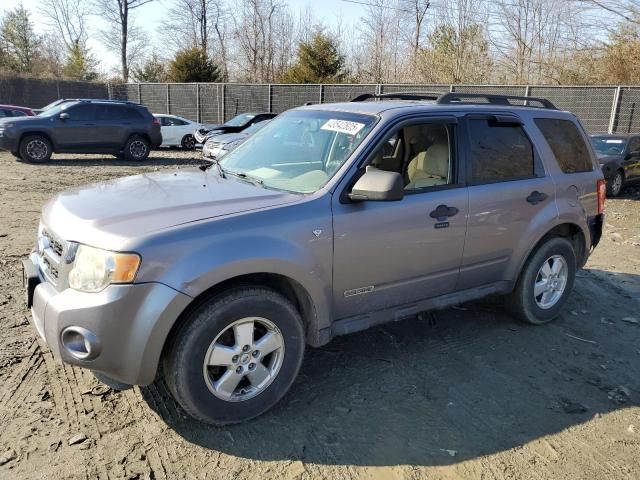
[194,112,277,144]
[202,119,271,161]
[0,104,35,117]
[33,98,140,115]
[23,92,604,426]
[591,134,640,196]
[0,99,161,162]
[154,114,203,149]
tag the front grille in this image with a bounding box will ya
[37,225,73,289]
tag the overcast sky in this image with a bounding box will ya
[1,0,363,75]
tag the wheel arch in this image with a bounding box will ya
[514,222,588,284]
[160,272,321,369]
[18,131,57,151]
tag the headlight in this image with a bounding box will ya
[68,245,141,292]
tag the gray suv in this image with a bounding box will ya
[22,93,605,425]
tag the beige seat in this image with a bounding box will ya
[406,142,450,189]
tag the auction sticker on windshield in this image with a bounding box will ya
[321,119,366,136]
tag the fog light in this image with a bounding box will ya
[61,327,101,360]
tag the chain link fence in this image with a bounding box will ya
[0,75,108,109]
[108,82,640,134]
[1,74,638,134]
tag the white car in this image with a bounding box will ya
[154,114,203,149]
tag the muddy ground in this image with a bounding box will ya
[0,150,639,480]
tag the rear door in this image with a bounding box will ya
[332,116,469,320]
[457,114,552,290]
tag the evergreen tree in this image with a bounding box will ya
[63,41,98,80]
[168,48,221,82]
[0,5,41,74]
[131,53,168,82]
[281,31,345,83]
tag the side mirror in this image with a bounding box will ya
[59,112,70,121]
[348,166,404,202]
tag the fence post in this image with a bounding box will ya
[267,84,273,113]
[166,84,171,114]
[221,83,226,123]
[319,84,324,104]
[608,86,622,134]
[449,84,454,92]
[137,83,142,103]
[524,85,531,106]
[196,84,201,123]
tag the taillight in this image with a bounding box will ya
[152,118,160,126]
[597,179,606,215]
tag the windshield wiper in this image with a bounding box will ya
[199,159,226,178]
[225,170,264,187]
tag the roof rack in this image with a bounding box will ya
[436,92,557,109]
[350,91,557,110]
[350,92,442,102]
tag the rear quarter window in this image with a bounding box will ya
[535,118,593,173]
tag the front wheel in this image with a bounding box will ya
[123,136,151,161]
[606,170,624,197]
[163,287,305,425]
[507,237,576,325]
[181,134,196,150]
[19,135,52,163]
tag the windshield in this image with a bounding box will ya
[592,136,627,155]
[39,102,75,117]
[224,113,256,127]
[219,110,377,193]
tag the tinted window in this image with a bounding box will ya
[10,110,27,117]
[66,104,97,121]
[164,116,188,126]
[0,110,7,118]
[628,137,640,153]
[224,113,255,127]
[468,119,534,184]
[591,136,627,155]
[535,118,592,173]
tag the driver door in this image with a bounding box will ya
[331,117,469,320]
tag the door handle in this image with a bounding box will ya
[526,191,548,205]
[429,204,459,220]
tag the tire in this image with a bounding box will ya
[19,135,52,163]
[606,170,624,197]
[123,136,151,161]
[163,287,305,425]
[181,134,196,150]
[507,237,576,325]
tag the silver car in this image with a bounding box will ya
[23,92,605,426]
[202,120,271,161]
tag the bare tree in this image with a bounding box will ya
[94,0,155,81]
[40,0,88,52]
[577,0,640,25]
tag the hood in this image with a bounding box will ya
[0,115,41,125]
[42,169,300,249]
[206,131,248,145]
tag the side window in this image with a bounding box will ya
[66,104,96,121]
[468,119,534,184]
[368,122,454,191]
[628,137,640,154]
[535,118,593,173]
[0,110,7,118]
[11,110,27,117]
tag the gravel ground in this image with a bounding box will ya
[0,150,639,480]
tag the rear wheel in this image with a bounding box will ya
[163,287,305,425]
[181,134,196,150]
[606,170,624,197]
[123,136,151,161]
[507,237,576,325]
[19,135,52,163]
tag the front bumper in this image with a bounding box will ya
[202,143,225,160]
[0,130,19,152]
[26,257,192,385]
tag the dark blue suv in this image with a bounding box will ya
[0,99,162,163]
